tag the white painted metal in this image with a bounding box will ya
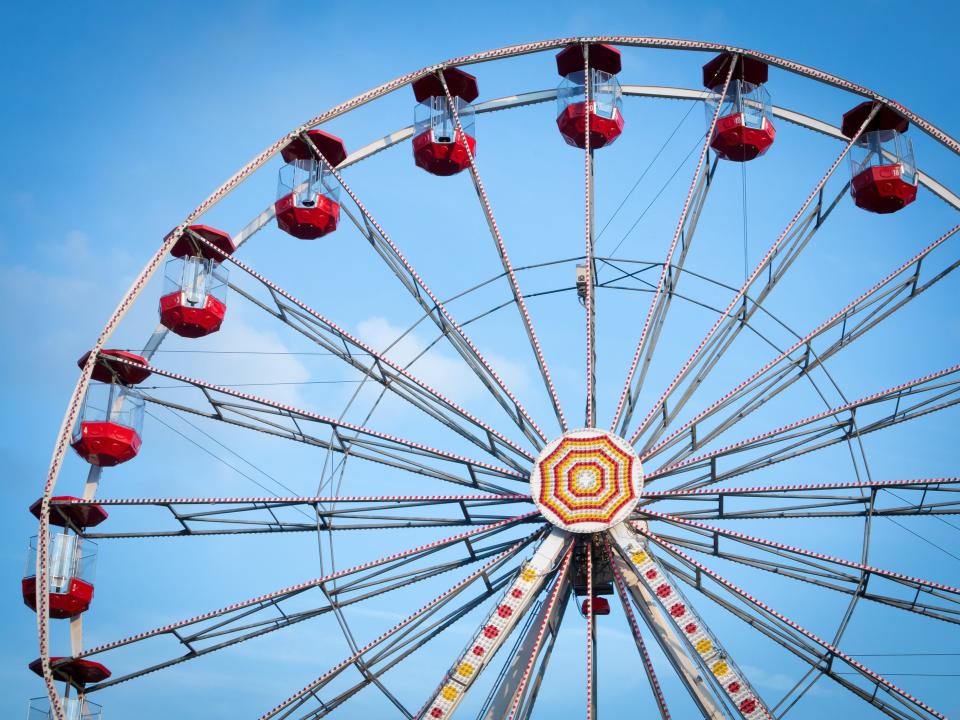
[419,529,571,719]
[611,523,768,719]
[609,550,729,719]
[480,578,571,720]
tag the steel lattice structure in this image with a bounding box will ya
[28,37,960,720]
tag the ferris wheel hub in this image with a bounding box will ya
[530,428,643,533]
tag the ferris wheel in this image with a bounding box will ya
[24,36,960,720]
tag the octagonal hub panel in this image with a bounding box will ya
[531,429,642,532]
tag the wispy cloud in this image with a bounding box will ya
[357,315,529,405]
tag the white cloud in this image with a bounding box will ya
[356,316,529,406]
[182,299,313,408]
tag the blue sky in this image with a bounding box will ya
[3,1,960,718]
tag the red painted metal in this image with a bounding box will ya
[276,130,347,238]
[413,68,479,103]
[71,421,141,466]
[851,164,918,214]
[30,496,108,529]
[22,577,94,619]
[841,102,916,213]
[274,192,341,239]
[413,128,477,177]
[29,657,111,686]
[77,350,151,386]
[280,130,347,166]
[702,52,768,89]
[710,112,776,162]
[169,225,235,261]
[158,291,227,338]
[557,102,624,149]
[556,43,621,76]
[581,596,610,615]
[841,101,908,138]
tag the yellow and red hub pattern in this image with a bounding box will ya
[617,528,770,719]
[532,430,641,531]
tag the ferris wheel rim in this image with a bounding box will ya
[32,36,960,720]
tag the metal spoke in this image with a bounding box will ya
[610,53,737,435]
[438,71,568,433]
[583,44,597,428]
[60,495,533,538]
[476,580,571,720]
[585,536,596,719]
[188,231,533,471]
[643,512,960,624]
[258,531,538,720]
[296,140,547,452]
[76,519,540,693]
[643,478,960,520]
[643,223,960,464]
[629,105,882,448]
[609,522,767,719]
[640,528,947,720]
[418,529,572,719]
[648,364,960,491]
[502,541,575,720]
[290,575,514,720]
[604,538,672,719]
[109,354,528,493]
[34,39,960,720]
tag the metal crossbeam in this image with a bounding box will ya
[611,55,736,436]
[68,495,532,538]
[644,512,960,624]
[478,580,571,720]
[188,232,533,473]
[643,223,960,465]
[583,44,598,429]
[642,529,948,720]
[76,519,539,692]
[297,134,548,452]
[604,539,672,719]
[610,523,765,719]
[261,535,536,720]
[438,71,568,433]
[108,355,527,494]
[643,478,960,520]
[648,364,960,490]
[417,529,572,719]
[629,105,881,448]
